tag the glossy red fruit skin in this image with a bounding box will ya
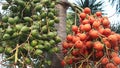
[85,41,93,48]
[62,42,69,49]
[102,19,110,26]
[68,42,73,48]
[79,24,84,32]
[67,59,73,64]
[108,35,118,43]
[82,19,89,24]
[92,20,101,29]
[72,25,78,32]
[75,40,83,48]
[106,63,116,68]
[84,7,91,14]
[72,49,79,56]
[72,36,80,43]
[83,24,91,32]
[103,40,111,48]
[93,41,103,51]
[62,49,68,54]
[95,51,104,58]
[103,28,111,36]
[78,33,87,41]
[80,12,86,19]
[96,11,102,17]
[98,28,104,34]
[79,46,86,54]
[114,46,119,52]
[66,34,73,41]
[111,52,118,58]
[88,16,95,24]
[112,57,120,65]
[101,57,109,64]
[61,60,66,67]
[89,30,99,39]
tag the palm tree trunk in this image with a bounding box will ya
[51,0,68,68]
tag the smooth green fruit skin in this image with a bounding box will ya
[3,34,10,40]
[45,60,52,65]
[35,45,44,49]
[14,16,20,23]
[43,0,49,5]
[24,17,33,22]
[41,34,48,40]
[32,15,39,20]
[24,43,33,51]
[0,46,4,53]
[25,58,31,64]
[48,12,54,19]
[35,5,42,11]
[50,2,55,8]
[5,47,12,54]
[8,17,16,24]
[34,49,43,55]
[15,24,23,31]
[6,27,13,34]
[49,40,55,45]
[2,16,8,22]
[41,25,47,33]
[48,20,54,26]
[52,47,59,53]
[55,36,61,43]
[49,47,59,53]
[54,17,59,23]
[44,41,51,50]
[48,32,56,39]
[31,29,39,37]
[21,26,29,32]
[12,32,19,38]
[41,12,47,18]
[31,25,39,29]
[15,0,25,7]
[49,8,56,14]
[38,40,44,44]
[31,40,38,47]
[24,6,31,13]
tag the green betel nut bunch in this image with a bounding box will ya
[0,0,61,67]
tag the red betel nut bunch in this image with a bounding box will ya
[61,7,120,68]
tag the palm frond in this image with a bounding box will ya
[111,22,120,34]
[83,0,89,7]
[108,0,117,5]
[74,0,104,14]
[108,0,120,12]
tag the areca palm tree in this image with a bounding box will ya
[74,0,105,14]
